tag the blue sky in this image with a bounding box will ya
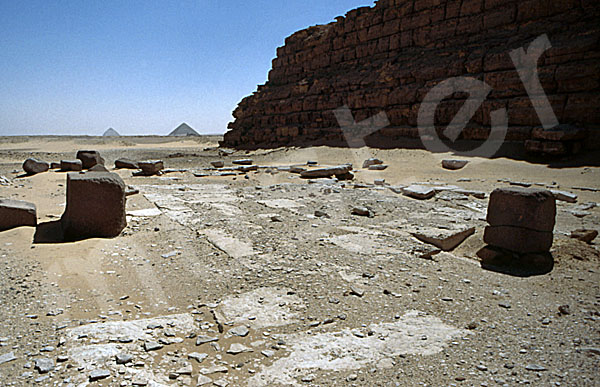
[0,1,373,136]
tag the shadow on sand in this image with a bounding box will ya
[33,220,66,244]
[478,246,554,277]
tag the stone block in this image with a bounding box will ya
[76,150,105,169]
[60,160,83,171]
[61,172,126,240]
[483,225,553,253]
[487,188,556,232]
[0,199,37,231]
[23,158,49,175]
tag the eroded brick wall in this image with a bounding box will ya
[222,0,600,153]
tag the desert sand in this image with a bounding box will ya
[0,136,598,386]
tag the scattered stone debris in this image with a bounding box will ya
[23,158,49,175]
[61,172,127,239]
[115,158,139,169]
[570,229,598,244]
[60,159,83,171]
[0,199,37,231]
[442,159,469,170]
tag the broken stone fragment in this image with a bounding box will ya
[550,189,578,203]
[60,159,83,171]
[236,165,258,172]
[188,352,208,363]
[23,158,49,175]
[211,160,225,168]
[570,229,598,244]
[115,353,133,364]
[197,375,213,385]
[60,172,127,240]
[442,159,469,170]
[196,335,219,345]
[89,369,110,381]
[368,164,388,170]
[362,158,383,168]
[0,352,16,365]
[300,164,352,179]
[137,160,164,176]
[411,226,475,251]
[0,199,37,231]
[402,185,436,200]
[232,159,253,165]
[76,150,105,169]
[115,158,139,169]
[229,325,250,337]
[34,357,54,374]
[88,164,109,172]
[226,343,253,354]
[144,341,163,351]
[351,206,374,218]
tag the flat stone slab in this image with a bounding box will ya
[0,199,37,231]
[301,165,352,179]
[232,159,253,165]
[550,189,578,203]
[0,352,16,365]
[411,226,476,251]
[201,229,255,258]
[249,311,466,386]
[127,208,162,217]
[402,185,436,200]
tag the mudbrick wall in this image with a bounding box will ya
[222,0,600,155]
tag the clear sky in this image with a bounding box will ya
[0,0,373,136]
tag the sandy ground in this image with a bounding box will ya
[0,136,598,386]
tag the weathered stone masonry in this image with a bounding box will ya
[222,0,600,154]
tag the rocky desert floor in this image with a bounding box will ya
[0,136,598,387]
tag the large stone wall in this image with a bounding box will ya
[222,0,600,155]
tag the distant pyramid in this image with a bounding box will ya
[103,128,120,136]
[169,123,200,136]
